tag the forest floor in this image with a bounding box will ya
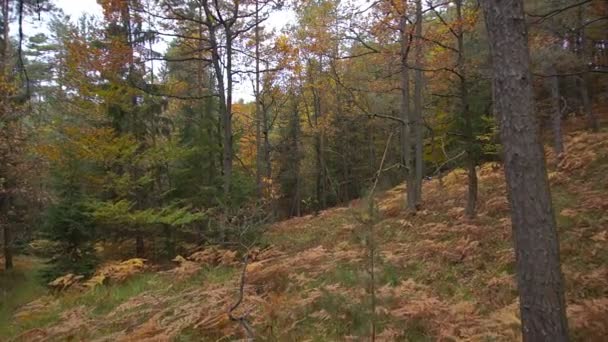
[2,113,608,341]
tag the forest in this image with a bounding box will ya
[1,0,607,340]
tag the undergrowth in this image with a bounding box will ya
[4,127,608,341]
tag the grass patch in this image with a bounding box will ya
[331,263,361,287]
[0,256,48,337]
[551,187,579,213]
[2,264,239,339]
[401,260,429,281]
[267,214,354,252]
[313,291,375,338]
[266,226,324,252]
[7,306,64,338]
[378,262,404,287]
[167,266,237,295]
[63,265,237,316]
[402,318,433,342]
[304,261,362,290]
[176,327,212,341]
[63,273,166,316]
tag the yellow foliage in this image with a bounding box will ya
[48,274,84,292]
[188,246,239,266]
[84,258,147,287]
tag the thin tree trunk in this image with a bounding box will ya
[413,0,424,207]
[1,0,8,75]
[224,31,234,198]
[549,66,564,156]
[579,74,597,132]
[202,0,232,199]
[480,1,569,340]
[312,59,326,211]
[3,225,13,270]
[198,5,215,184]
[135,234,145,258]
[399,4,415,212]
[254,0,263,196]
[263,109,271,181]
[577,6,599,132]
[262,63,272,202]
[293,95,301,217]
[2,192,13,270]
[369,119,376,173]
[163,224,175,259]
[2,0,13,271]
[456,0,477,218]
[206,73,217,183]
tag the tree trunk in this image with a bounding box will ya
[223,32,234,198]
[262,62,272,203]
[198,5,216,184]
[480,1,570,341]
[456,0,477,219]
[254,0,263,196]
[413,0,424,207]
[0,190,13,270]
[202,0,232,199]
[1,0,9,75]
[369,118,376,173]
[577,6,599,132]
[1,0,12,271]
[549,67,564,156]
[163,224,175,259]
[293,95,302,217]
[312,59,326,211]
[206,73,217,183]
[399,5,415,212]
[579,74,598,132]
[135,234,145,258]
[3,221,13,270]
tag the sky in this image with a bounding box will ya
[21,0,295,102]
[56,0,102,18]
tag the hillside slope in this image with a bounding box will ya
[5,123,608,341]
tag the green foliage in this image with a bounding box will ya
[42,187,98,282]
[478,115,501,159]
[89,200,205,227]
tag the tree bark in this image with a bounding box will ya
[202,0,233,199]
[292,94,302,217]
[198,5,216,184]
[1,0,8,75]
[224,31,234,198]
[480,1,569,340]
[399,3,415,212]
[2,191,13,269]
[456,0,477,219]
[135,234,145,258]
[254,0,263,196]
[262,63,272,202]
[578,74,598,132]
[3,226,12,270]
[413,0,424,207]
[577,5,599,132]
[1,0,12,271]
[548,66,564,156]
[312,58,327,211]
